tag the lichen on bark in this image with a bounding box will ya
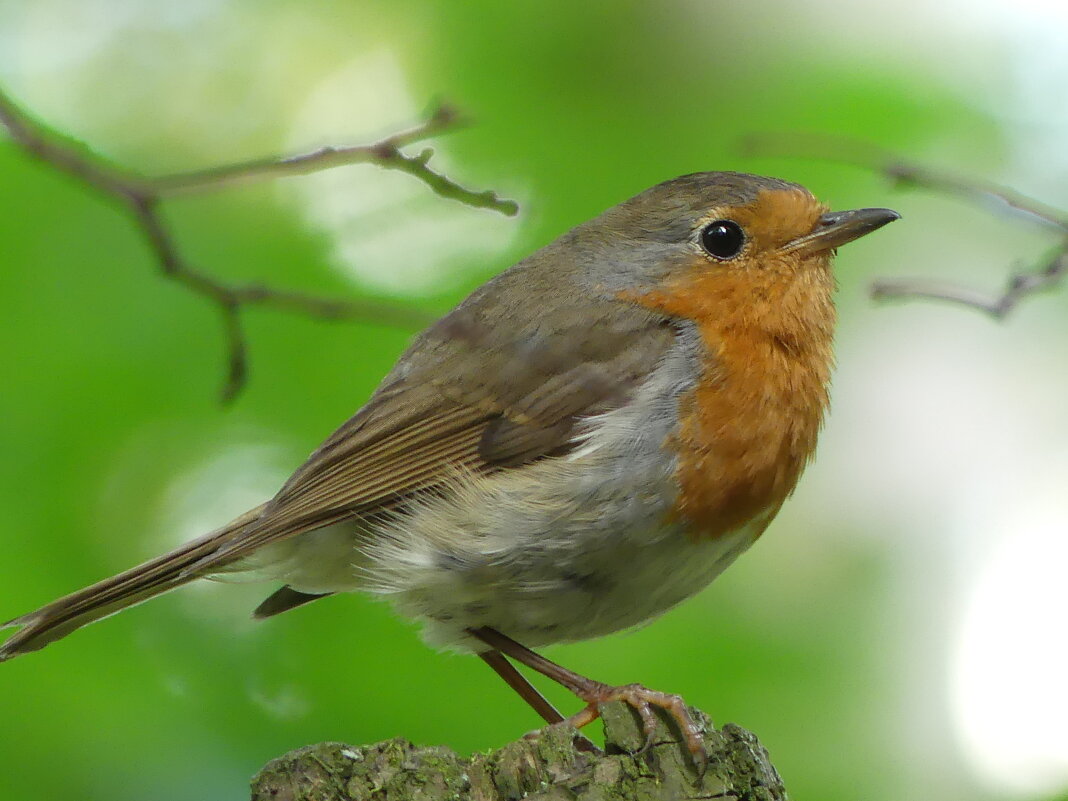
[251,702,788,801]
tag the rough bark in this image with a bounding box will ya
[251,702,788,801]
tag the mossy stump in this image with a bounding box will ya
[251,702,787,800]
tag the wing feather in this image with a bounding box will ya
[189,297,677,573]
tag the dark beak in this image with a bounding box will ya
[782,208,900,254]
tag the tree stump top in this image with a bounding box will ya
[251,703,788,801]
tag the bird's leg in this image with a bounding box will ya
[477,649,601,754]
[469,627,707,769]
[478,649,565,724]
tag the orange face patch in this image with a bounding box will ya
[716,188,830,257]
[620,188,838,540]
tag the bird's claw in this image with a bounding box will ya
[561,682,708,772]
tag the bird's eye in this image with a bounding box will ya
[699,220,745,260]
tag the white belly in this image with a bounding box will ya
[364,508,762,650]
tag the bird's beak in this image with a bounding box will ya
[781,208,901,254]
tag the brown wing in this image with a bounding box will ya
[189,296,676,573]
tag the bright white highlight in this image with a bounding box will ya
[283,49,520,296]
[950,468,1068,796]
[0,0,221,74]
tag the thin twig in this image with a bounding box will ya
[0,86,516,401]
[871,241,1068,319]
[741,132,1068,317]
[148,104,519,214]
[0,90,141,197]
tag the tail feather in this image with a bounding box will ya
[0,505,265,662]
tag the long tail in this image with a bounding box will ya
[0,505,265,662]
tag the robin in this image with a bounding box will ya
[0,172,898,764]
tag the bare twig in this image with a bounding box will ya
[741,133,1068,317]
[149,105,519,214]
[0,87,518,401]
[871,241,1068,319]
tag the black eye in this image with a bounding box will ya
[699,219,745,260]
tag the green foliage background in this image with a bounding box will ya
[1,2,1063,800]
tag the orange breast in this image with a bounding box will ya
[625,253,836,540]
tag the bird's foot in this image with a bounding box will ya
[564,682,707,772]
[467,628,707,772]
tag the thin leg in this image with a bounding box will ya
[478,649,565,724]
[478,649,602,754]
[469,627,707,770]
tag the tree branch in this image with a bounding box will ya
[148,104,518,214]
[0,87,518,401]
[250,701,787,801]
[871,241,1068,319]
[740,132,1068,317]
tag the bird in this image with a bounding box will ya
[0,171,898,763]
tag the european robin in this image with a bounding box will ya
[0,172,898,763]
